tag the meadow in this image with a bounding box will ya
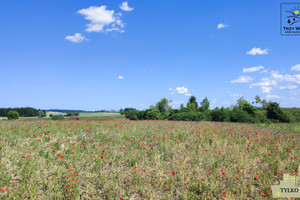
[0,120,299,200]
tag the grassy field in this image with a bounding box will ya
[1,112,124,121]
[0,120,299,199]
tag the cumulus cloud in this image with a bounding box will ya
[266,95,280,99]
[65,33,86,43]
[230,76,253,83]
[291,64,300,71]
[78,6,124,33]
[217,23,229,29]
[169,87,191,96]
[260,86,272,93]
[242,66,264,73]
[120,1,134,11]
[246,47,269,55]
[118,75,124,79]
[250,71,300,94]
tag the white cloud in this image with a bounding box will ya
[291,64,300,71]
[230,76,253,83]
[65,33,86,43]
[266,95,280,99]
[250,71,300,93]
[217,23,229,29]
[120,1,134,11]
[261,86,272,93]
[278,85,297,90]
[118,75,124,79]
[270,71,300,84]
[170,87,191,96]
[78,6,124,33]
[246,47,269,55]
[242,66,264,73]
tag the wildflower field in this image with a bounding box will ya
[0,120,299,200]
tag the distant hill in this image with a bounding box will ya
[45,109,87,113]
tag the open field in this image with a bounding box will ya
[0,120,299,199]
[0,112,124,121]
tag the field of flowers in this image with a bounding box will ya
[0,120,299,200]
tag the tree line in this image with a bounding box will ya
[122,96,300,123]
[0,107,46,118]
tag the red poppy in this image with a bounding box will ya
[172,171,176,176]
[222,192,226,195]
[66,185,70,188]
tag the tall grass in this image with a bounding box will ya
[0,120,299,199]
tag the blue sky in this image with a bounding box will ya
[0,0,300,110]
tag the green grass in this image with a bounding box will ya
[0,120,299,199]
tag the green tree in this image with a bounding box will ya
[187,96,198,112]
[7,111,19,120]
[38,110,46,118]
[155,98,172,113]
[200,97,210,111]
[266,102,289,122]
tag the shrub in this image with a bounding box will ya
[254,110,268,123]
[211,107,230,122]
[266,102,290,123]
[145,109,161,120]
[125,110,138,120]
[137,110,146,120]
[229,107,254,123]
[52,115,64,120]
[169,112,204,121]
[7,111,19,120]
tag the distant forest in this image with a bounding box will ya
[122,96,300,123]
[0,107,46,117]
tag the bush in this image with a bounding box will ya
[145,109,162,120]
[211,107,230,122]
[125,110,138,120]
[137,110,146,120]
[7,111,19,120]
[266,102,290,123]
[169,112,204,121]
[229,107,254,123]
[254,110,268,123]
[52,115,65,120]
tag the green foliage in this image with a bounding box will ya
[254,110,269,123]
[123,95,297,124]
[200,97,210,111]
[7,111,19,120]
[266,102,289,123]
[145,109,162,120]
[187,96,198,112]
[38,110,46,118]
[229,107,255,123]
[155,98,172,113]
[51,115,65,120]
[169,112,205,121]
[125,109,138,120]
[66,112,79,117]
[0,107,42,117]
[211,107,230,122]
